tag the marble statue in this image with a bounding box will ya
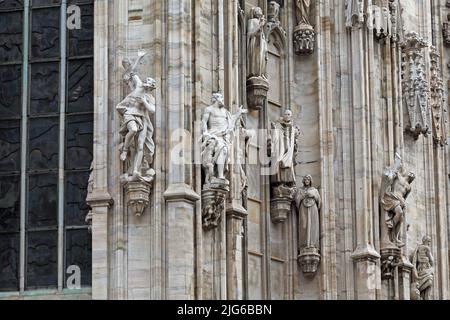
[295,175,321,252]
[380,154,415,248]
[411,236,434,300]
[294,0,315,54]
[247,7,268,80]
[269,110,301,187]
[116,51,156,183]
[201,92,247,187]
[296,0,311,26]
[295,175,321,275]
[268,110,300,224]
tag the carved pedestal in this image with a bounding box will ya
[202,180,229,230]
[125,181,152,217]
[202,180,229,299]
[270,185,295,223]
[298,247,321,276]
[293,23,315,55]
[246,76,269,111]
[380,247,401,280]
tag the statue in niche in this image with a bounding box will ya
[295,175,321,253]
[268,110,300,223]
[293,0,315,55]
[247,7,268,80]
[117,50,156,183]
[295,175,321,275]
[269,110,301,187]
[296,0,311,26]
[411,236,435,300]
[201,93,247,188]
[380,153,415,248]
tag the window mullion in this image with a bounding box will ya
[58,0,68,292]
[19,0,30,294]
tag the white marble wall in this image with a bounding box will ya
[84,0,450,301]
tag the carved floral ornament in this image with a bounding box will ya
[430,46,447,146]
[400,32,431,139]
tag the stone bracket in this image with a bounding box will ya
[270,184,295,223]
[202,187,228,231]
[298,247,321,277]
[246,76,269,111]
[125,181,152,217]
[293,23,315,55]
[380,247,401,280]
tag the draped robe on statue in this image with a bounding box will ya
[296,0,311,26]
[295,186,321,250]
[247,15,268,78]
[270,121,297,185]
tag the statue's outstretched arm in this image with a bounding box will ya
[130,50,147,74]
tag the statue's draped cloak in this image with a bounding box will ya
[295,187,321,250]
[271,121,296,184]
[247,18,268,78]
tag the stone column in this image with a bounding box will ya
[347,4,380,299]
[224,0,248,300]
[89,0,114,300]
[316,0,338,300]
[163,0,200,300]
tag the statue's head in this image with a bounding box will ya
[268,1,280,22]
[422,236,431,246]
[212,92,225,107]
[251,7,263,19]
[122,57,132,70]
[303,175,312,187]
[143,77,157,90]
[283,109,293,123]
[407,171,416,184]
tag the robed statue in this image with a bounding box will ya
[247,7,268,79]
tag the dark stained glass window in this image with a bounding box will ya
[31,7,60,59]
[0,0,93,292]
[0,1,22,292]
[30,62,59,115]
[26,230,58,288]
[0,120,21,172]
[0,65,22,118]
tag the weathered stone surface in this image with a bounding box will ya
[7,0,450,301]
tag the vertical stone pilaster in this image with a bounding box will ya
[88,198,113,300]
[90,0,113,300]
[226,208,247,300]
[163,0,200,300]
[164,191,200,300]
[316,0,338,300]
[224,0,248,301]
[348,15,380,299]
